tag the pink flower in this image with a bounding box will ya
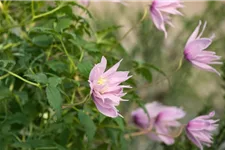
[150,0,184,38]
[186,111,219,150]
[89,56,131,118]
[184,21,222,76]
[132,102,185,145]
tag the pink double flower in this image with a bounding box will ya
[132,102,185,145]
[89,56,131,118]
[150,0,184,38]
[184,21,222,75]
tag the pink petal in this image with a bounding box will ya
[89,56,107,81]
[93,97,119,118]
[157,6,183,15]
[145,102,166,118]
[131,108,149,128]
[150,7,167,38]
[185,38,212,56]
[191,60,220,76]
[155,124,175,145]
[157,107,185,122]
[103,59,123,77]
[187,120,212,131]
[186,129,203,150]
[186,21,202,46]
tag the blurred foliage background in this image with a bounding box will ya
[0,1,225,150]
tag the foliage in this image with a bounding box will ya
[0,1,225,150]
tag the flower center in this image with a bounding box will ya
[97,77,106,85]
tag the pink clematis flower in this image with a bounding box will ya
[132,102,185,145]
[150,0,184,38]
[186,111,219,150]
[89,56,131,118]
[184,21,222,76]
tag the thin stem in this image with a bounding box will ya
[125,125,185,139]
[62,94,90,109]
[32,3,65,20]
[124,124,153,139]
[109,6,148,51]
[120,6,148,42]
[0,73,9,80]
[59,37,77,72]
[0,68,41,88]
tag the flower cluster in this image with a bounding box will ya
[87,0,222,149]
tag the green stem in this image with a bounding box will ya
[0,73,9,80]
[59,37,77,72]
[109,6,148,51]
[32,3,65,20]
[31,0,35,18]
[62,94,90,109]
[0,68,41,88]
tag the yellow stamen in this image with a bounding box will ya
[97,77,106,85]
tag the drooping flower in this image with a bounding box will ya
[150,0,184,38]
[186,111,218,150]
[132,102,185,145]
[89,56,131,118]
[184,21,222,76]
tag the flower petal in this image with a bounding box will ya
[89,56,107,81]
[186,129,203,150]
[191,60,220,76]
[186,21,202,46]
[185,38,212,57]
[150,7,167,38]
[94,97,119,118]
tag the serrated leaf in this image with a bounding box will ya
[25,73,48,84]
[135,67,152,83]
[0,60,15,68]
[47,60,68,73]
[46,85,63,118]
[77,61,93,78]
[32,35,53,47]
[55,18,72,32]
[78,111,96,141]
[48,76,62,87]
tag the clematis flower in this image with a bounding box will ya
[89,56,131,118]
[186,111,218,150]
[150,0,184,38]
[132,102,185,145]
[184,21,222,76]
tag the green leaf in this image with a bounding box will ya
[78,111,96,141]
[77,61,93,78]
[32,35,53,47]
[135,67,152,83]
[25,73,48,84]
[0,60,15,68]
[114,117,124,131]
[46,85,63,118]
[69,38,99,52]
[55,18,72,32]
[47,60,68,73]
[48,76,62,87]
